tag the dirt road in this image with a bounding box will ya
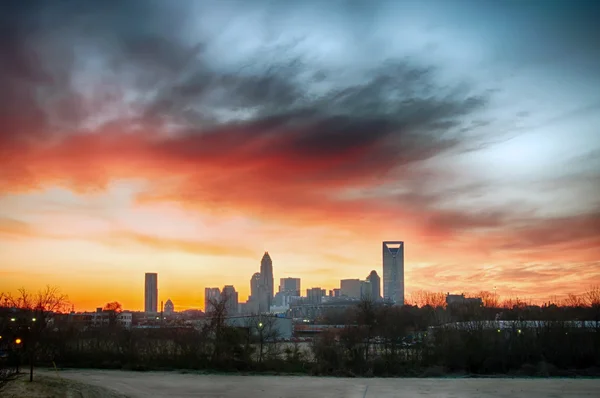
[40,369,600,398]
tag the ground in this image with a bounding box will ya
[0,369,590,398]
[0,373,127,398]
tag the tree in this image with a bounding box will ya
[103,301,123,327]
[247,314,280,365]
[355,297,377,364]
[409,290,447,308]
[3,286,69,381]
[477,291,500,308]
[103,302,122,313]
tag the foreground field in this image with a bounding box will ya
[22,369,600,398]
[0,373,126,398]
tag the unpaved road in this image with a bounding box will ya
[37,369,600,398]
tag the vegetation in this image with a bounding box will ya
[1,287,599,378]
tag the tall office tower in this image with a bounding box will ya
[222,285,239,315]
[279,277,301,296]
[204,287,221,313]
[366,270,381,301]
[250,272,261,299]
[383,241,405,305]
[249,272,265,313]
[144,273,158,313]
[260,252,274,310]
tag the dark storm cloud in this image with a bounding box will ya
[0,0,490,171]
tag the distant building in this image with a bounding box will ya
[164,299,174,315]
[279,277,301,296]
[330,288,341,298]
[250,272,261,299]
[360,280,372,300]
[340,279,362,299]
[366,270,381,301]
[222,285,239,315]
[446,293,483,307]
[383,241,404,305]
[260,252,274,311]
[144,273,158,313]
[307,287,326,304]
[204,287,221,313]
[247,272,262,313]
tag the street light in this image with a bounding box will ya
[32,318,36,322]
[15,338,22,345]
[10,318,16,322]
[258,322,263,328]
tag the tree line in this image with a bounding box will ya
[1,286,599,378]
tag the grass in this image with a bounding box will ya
[0,373,129,398]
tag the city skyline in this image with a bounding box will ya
[1,0,599,312]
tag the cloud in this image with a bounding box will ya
[0,217,35,238]
[98,230,257,258]
[1,0,599,305]
[0,1,499,237]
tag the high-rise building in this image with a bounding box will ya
[383,241,404,305]
[340,279,362,299]
[260,252,274,310]
[164,299,174,314]
[360,280,372,299]
[248,272,267,313]
[222,285,239,315]
[366,270,381,301]
[204,287,221,313]
[307,287,325,304]
[279,277,301,296]
[144,273,158,313]
[250,272,261,299]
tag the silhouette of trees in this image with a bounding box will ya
[103,302,122,313]
[408,290,446,308]
[3,285,599,377]
[103,301,122,327]
[1,286,69,381]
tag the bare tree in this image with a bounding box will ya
[476,291,500,308]
[563,293,585,307]
[103,301,123,327]
[3,286,69,381]
[409,290,447,308]
[355,297,377,364]
[246,314,280,364]
[583,286,600,308]
[206,294,230,364]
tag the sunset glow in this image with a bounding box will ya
[1,0,599,311]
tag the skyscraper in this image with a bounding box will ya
[260,252,274,310]
[366,270,381,301]
[222,285,239,315]
[144,273,158,313]
[382,241,404,305]
[279,277,301,296]
[164,299,174,314]
[250,272,261,299]
[249,272,264,313]
[204,287,221,313]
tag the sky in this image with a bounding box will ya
[1,0,599,311]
